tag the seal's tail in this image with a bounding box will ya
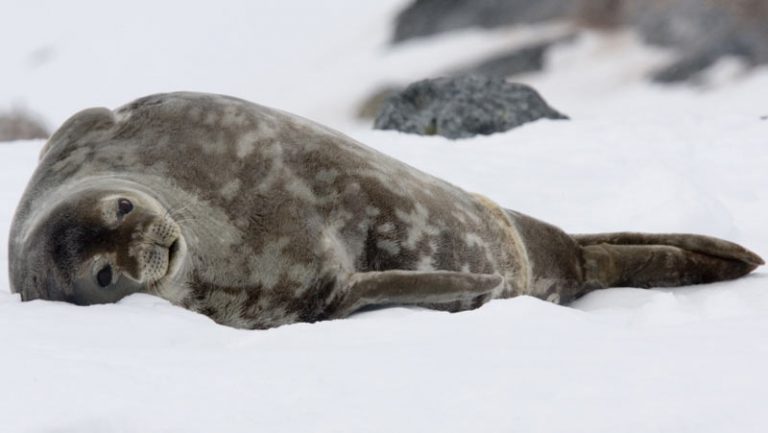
[572,233,764,289]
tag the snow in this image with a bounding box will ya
[1,1,767,432]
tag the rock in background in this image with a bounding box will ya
[0,109,49,142]
[625,0,768,82]
[374,76,567,139]
[448,34,576,79]
[391,0,768,83]
[576,0,623,29]
[392,0,575,43]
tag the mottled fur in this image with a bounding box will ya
[9,92,764,329]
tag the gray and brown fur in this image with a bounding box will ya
[9,92,764,329]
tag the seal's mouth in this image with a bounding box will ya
[167,238,180,276]
[169,238,180,257]
[154,237,182,286]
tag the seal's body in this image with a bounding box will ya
[9,93,763,329]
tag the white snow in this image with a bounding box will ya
[1,1,767,432]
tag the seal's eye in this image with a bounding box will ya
[117,198,134,216]
[96,265,113,288]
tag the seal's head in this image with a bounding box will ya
[12,188,185,305]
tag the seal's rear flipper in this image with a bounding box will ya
[573,232,764,289]
[337,270,503,317]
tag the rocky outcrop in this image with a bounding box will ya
[449,34,576,79]
[374,76,567,139]
[624,0,768,82]
[391,0,768,82]
[451,41,552,78]
[392,0,574,43]
[576,0,623,29]
[0,110,49,142]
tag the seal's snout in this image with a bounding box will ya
[162,236,186,283]
[10,187,183,307]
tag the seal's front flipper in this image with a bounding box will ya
[336,270,503,317]
[573,232,764,290]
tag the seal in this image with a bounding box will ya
[9,92,764,329]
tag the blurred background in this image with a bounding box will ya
[1,0,767,140]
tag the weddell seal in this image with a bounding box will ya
[8,92,764,329]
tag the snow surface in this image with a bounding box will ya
[1,1,767,432]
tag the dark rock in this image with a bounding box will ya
[576,0,624,29]
[357,41,563,123]
[392,0,574,43]
[0,110,49,142]
[374,76,567,139]
[453,42,550,78]
[391,0,768,83]
[449,35,575,78]
[624,0,768,81]
[651,52,720,83]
